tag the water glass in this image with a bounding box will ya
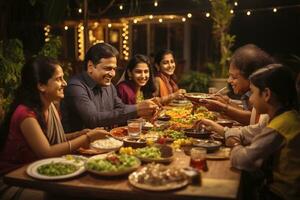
[127,119,142,138]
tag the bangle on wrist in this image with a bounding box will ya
[67,141,72,153]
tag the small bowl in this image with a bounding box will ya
[123,137,147,149]
[157,114,171,121]
[192,139,222,153]
[216,119,234,128]
[184,128,211,139]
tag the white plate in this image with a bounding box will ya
[85,154,141,176]
[26,157,86,180]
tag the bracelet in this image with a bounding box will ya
[67,141,72,153]
[85,132,92,143]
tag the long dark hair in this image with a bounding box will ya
[0,56,60,149]
[124,54,156,99]
[154,49,177,81]
[249,64,298,111]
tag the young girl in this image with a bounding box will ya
[117,54,184,105]
[153,49,185,98]
[196,64,300,199]
[0,56,108,175]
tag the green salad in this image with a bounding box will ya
[86,154,139,172]
[37,162,79,176]
[135,146,161,159]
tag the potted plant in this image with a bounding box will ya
[179,71,210,93]
[208,0,236,89]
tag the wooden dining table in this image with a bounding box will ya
[3,150,241,200]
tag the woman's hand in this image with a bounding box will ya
[86,128,110,142]
[173,89,187,99]
[194,118,225,135]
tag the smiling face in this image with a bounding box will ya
[128,62,150,87]
[249,83,268,115]
[38,65,67,102]
[227,64,250,95]
[158,53,176,76]
[88,57,117,86]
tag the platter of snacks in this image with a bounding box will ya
[90,137,123,153]
[128,163,189,191]
[26,157,85,180]
[192,139,222,153]
[110,127,128,140]
[85,153,141,176]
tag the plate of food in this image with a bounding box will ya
[85,153,141,176]
[169,99,191,107]
[128,163,188,191]
[110,127,128,140]
[135,145,174,164]
[26,157,85,180]
[192,139,222,153]
[184,93,212,102]
[90,137,123,153]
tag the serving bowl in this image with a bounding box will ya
[123,137,147,149]
[192,139,222,153]
[184,128,211,139]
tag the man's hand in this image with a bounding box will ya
[225,137,241,148]
[193,118,225,135]
[136,100,159,119]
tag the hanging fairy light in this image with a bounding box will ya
[205,12,210,18]
[154,1,158,7]
[149,15,153,19]
[234,2,238,6]
[133,19,138,24]
[78,8,82,13]
[119,4,123,10]
[246,11,251,16]
[273,8,277,13]
[230,9,234,14]
[77,23,85,60]
[122,22,129,60]
[182,17,186,22]
[159,18,163,23]
[44,25,51,42]
[108,23,112,28]
[64,25,69,31]
[187,13,192,18]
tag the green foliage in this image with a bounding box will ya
[38,36,62,59]
[210,0,235,78]
[0,39,25,110]
[179,71,210,93]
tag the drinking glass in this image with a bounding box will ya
[127,119,142,138]
[190,147,207,171]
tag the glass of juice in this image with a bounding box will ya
[127,119,142,138]
[190,147,207,171]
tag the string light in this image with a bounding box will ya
[154,1,158,7]
[187,13,192,18]
[133,19,138,23]
[234,2,238,6]
[122,22,129,60]
[182,17,186,22]
[108,23,112,28]
[159,18,163,23]
[44,25,50,42]
[77,23,84,60]
[78,8,82,13]
[119,5,123,10]
[149,15,153,19]
[273,8,277,13]
[246,11,251,16]
[230,9,234,14]
[206,12,210,18]
[64,26,68,30]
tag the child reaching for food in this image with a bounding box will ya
[195,64,300,200]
